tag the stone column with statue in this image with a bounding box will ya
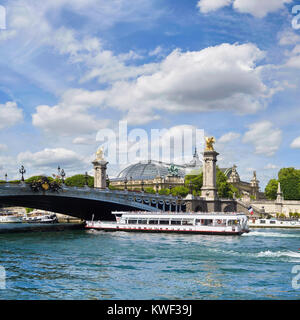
[201,137,219,200]
[92,148,109,189]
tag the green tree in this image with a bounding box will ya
[278,168,300,200]
[25,175,54,183]
[265,179,278,200]
[144,187,156,194]
[65,174,94,188]
[185,168,237,198]
[170,186,189,198]
[185,173,203,194]
[158,188,170,196]
[216,168,236,198]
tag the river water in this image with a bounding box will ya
[0,227,299,300]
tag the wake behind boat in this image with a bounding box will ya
[86,211,249,235]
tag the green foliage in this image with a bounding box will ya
[278,168,300,200]
[144,187,156,194]
[0,180,6,184]
[216,169,237,199]
[158,188,170,195]
[65,174,94,188]
[26,208,34,213]
[170,186,189,198]
[108,185,121,190]
[185,168,238,198]
[265,168,300,200]
[8,180,21,184]
[25,175,54,183]
[265,179,278,200]
[185,173,203,193]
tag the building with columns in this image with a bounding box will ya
[109,149,262,199]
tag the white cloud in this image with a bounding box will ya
[0,102,23,130]
[18,148,84,168]
[32,89,111,136]
[72,136,96,145]
[0,144,7,152]
[96,43,268,122]
[218,132,241,143]
[291,136,300,149]
[278,30,300,46]
[197,0,292,17]
[243,121,282,156]
[233,0,292,18]
[197,0,232,13]
[264,163,279,169]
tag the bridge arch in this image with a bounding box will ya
[0,184,179,221]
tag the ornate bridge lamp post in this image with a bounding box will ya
[19,165,26,183]
[60,169,66,185]
[84,172,89,188]
[141,180,144,193]
[156,182,159,194]
[124,177,128,191]
[130,176,133,191]
[106,175,110,189]
[5,173,7,183]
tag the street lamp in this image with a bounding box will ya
[4,173,7,182]
[19,165,26,182]
[141,179,144,192]
[124,177,128,191]
[84,172,89,187]
[60,169,66,184]
[156,182,159,194]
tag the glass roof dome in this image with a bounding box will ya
[116,160,186,180]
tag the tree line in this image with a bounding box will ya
[265,168,300,200]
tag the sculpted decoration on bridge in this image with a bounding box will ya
[205,137,216,152]
[96,147,104,161]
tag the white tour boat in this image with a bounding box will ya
[86,211,249,235]
[0,212,24,223]
[248,218,300,228]
[23,211,58,224]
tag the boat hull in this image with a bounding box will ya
[85,224,244,235]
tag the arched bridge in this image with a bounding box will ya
[0,183,185,221]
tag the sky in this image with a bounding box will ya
[0,0,300,189]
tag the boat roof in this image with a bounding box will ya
[112,211,247,219]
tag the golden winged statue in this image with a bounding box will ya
[205,136,216,151]
[96,147,104,160]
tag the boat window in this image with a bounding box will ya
[182,219,194,225]
[159,220,170,225]
[214,219,226,226]
[227,220,238,226]
[138,220,147,224]
[149,220,159,225]
[270,220,276,224]
[202,219,213,226]
[128,219,138,224]
[260,220,266,224]
[171,220,181,225]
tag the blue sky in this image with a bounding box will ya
[0,0,300,188]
